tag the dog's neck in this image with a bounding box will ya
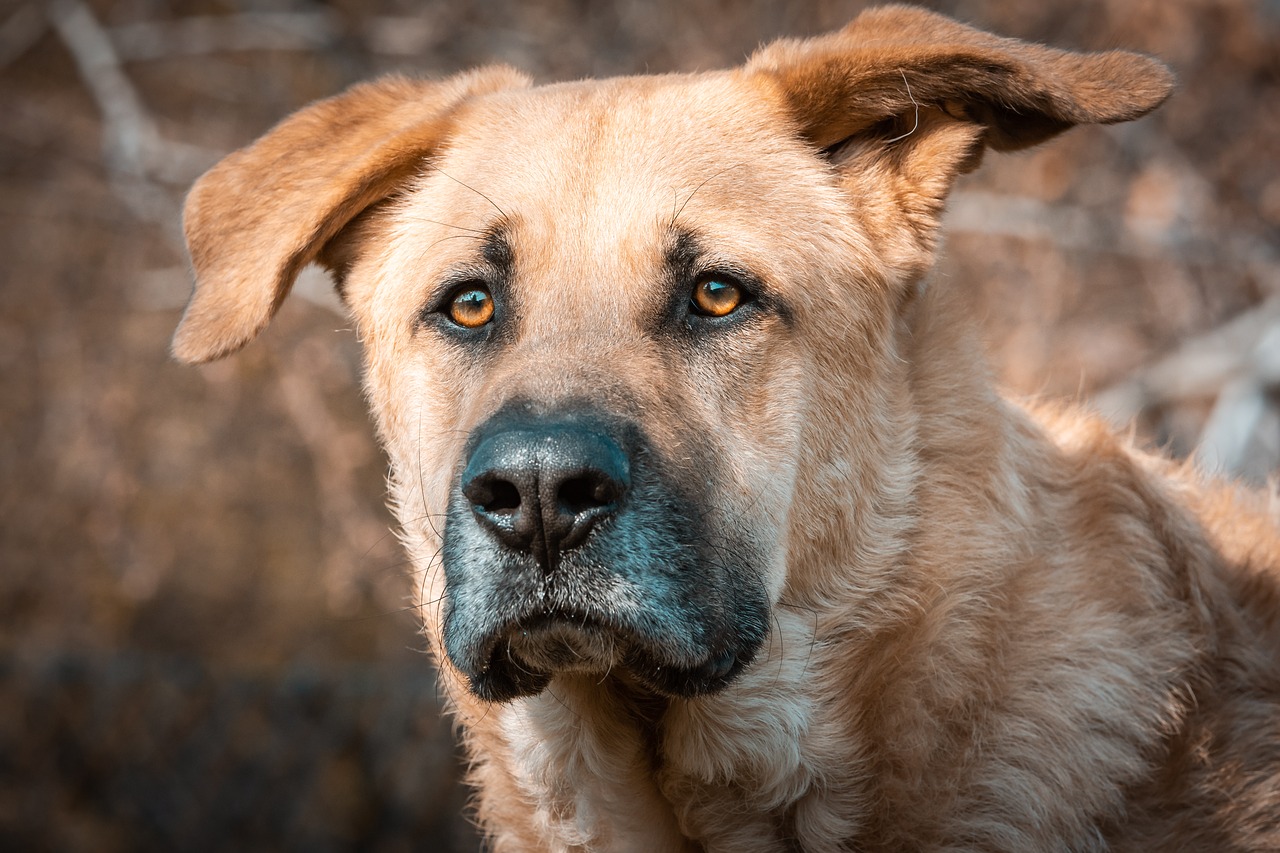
[780,276,1024,614]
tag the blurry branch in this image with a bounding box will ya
[1197,377,1274,477]
[1095,297,1280,479]
[275,345,385,617]
[948,186,1280,476]
[47,0,182,245]
[947,190,1279,271]
[106,12,443,61]
[47,1,340,315]
[46,2,222,188]
[948,191,1103,250]
[1095,297,1280,421]
[292,265,348,317]
[109,12,340,61]
[134,265,346,319]
[0,4,45,71]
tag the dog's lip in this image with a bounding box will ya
[475,610,616,672]
[504,612,620,671]
[463,609,754,702]
[464,610,609,702]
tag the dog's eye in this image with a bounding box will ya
[690,275,745,318]
[446,284,495,328]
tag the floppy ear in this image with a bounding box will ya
[172,66,530,364]
[747,4,1173,234]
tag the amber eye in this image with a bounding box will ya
[446,284,495,328]
[690,275,745,318]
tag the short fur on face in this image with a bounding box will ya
[174,6,1280,851]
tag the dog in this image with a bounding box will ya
[172,5,1280,850]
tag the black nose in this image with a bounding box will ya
[460,419,630,569]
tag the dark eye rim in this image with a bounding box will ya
[687,269,756,320]
[420,276,499,331]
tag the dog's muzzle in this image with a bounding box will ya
[439,403,770,702]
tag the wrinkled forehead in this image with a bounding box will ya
[416,73,840,275]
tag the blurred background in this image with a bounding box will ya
[1,0,1277,850]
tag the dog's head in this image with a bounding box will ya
[173,6,1172,702]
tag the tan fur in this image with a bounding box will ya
[173,6,1280,851]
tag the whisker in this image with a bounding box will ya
[884,69,920,144]
[669,162,748,227]
[426,233,487,252]
[426,162,507,219]
[407,215,488,234]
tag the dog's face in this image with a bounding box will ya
[171,7,1173,703]
[356,78,893,700]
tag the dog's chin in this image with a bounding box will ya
[464,615,755,703]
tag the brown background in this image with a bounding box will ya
[2,0,1278,850]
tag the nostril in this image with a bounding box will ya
[465,476,522,515]
[558,474,621,516]
[483,479,522,514]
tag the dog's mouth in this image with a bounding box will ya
[466,610,754,703]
